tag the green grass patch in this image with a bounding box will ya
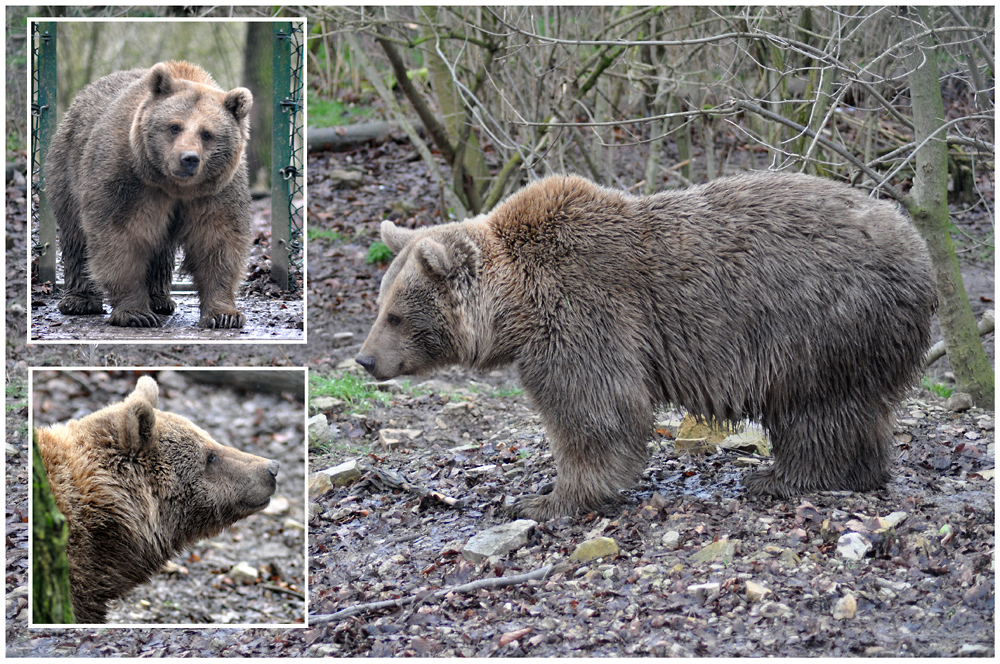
[311,371,389,412]
[307,227,346,243]
[307,88,375,127]
[921,376,954,399]
[366,241,393,264]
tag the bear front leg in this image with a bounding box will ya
[512,383,652,520]
[84,227,164,328]
[181,218,250,329]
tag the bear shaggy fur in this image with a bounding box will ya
[35,377,278,623]
[357,172,936,520]
[45,61,253,328]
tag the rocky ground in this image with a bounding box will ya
[6,125,995,656]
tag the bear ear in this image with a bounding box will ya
[148,62,176,96]
[381,220,415,254]
[415,235,479,281]
[224,87,253,121]
[123,377,158,452]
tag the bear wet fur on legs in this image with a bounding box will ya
[35,377,278,623]
[45,61,252,328]
[356,172,937,520]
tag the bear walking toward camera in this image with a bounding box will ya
[357,172,936,520]
[35,377,278,623]
[46,61,253,328]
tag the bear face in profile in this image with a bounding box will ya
[34,376,278,623]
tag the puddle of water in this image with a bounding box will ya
[29,292,304,343]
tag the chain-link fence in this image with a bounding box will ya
[271,21,305,292]
[31,21,57,286]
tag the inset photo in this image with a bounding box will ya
[29,368,307,627]
[27,18,305,343]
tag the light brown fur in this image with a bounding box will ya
[35,377,278,623]
[46,61,253,328]
[358,173,936,520]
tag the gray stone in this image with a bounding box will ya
[462,520,538,562]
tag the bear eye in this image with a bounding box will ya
[386,313,402,327]
[206,451,217,465]
[169,123,182,135]
[200,130,213,141]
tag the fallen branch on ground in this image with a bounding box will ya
[925,309,994,367]
[309,563,561,623]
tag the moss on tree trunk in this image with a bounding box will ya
[31,432,75,624]
[903,7,994,407]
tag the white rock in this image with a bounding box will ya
[833,593,857,619]
[687,582,721,596]
[308,414,335,446]
[230,562,259,584]
[661,530,681,549]
[837,532,871,561]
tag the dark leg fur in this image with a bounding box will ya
[147,248,176,315]
[745,396,895,497]
[54,198,104,315]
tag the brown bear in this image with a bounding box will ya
[45,61,253,328]
[356,172,936,520]
[34,376,278,623]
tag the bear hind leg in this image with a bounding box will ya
[56,212,104,315]
[745,399,894,497]
[147,247,176,315]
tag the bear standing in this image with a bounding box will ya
[45,61,253,328]
[35,377,278,623]
[357,173,936,520]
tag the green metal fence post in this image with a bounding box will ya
[33,22,57,286]
[271,22,292,291]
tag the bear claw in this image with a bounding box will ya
[200,311,246,329]
[150,294,177,315]
[108,308,162,327]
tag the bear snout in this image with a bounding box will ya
[267,459,279,478]
[179,150,201,175]
[355,354,377,375]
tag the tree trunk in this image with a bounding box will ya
[903,7,994,407]
[243,22,273,191]
[32,433,75,624]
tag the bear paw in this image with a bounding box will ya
[57,295,104,315]
[108,307,162,327]
[509,490,572,521]
[200,310,246,329]
[742,467,796,499]
[150,294,177,315]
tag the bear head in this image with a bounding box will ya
[130,61,252,196]
[357,220,483,381]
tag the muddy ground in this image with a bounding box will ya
[6,128,996,656]
[27,197,305,342]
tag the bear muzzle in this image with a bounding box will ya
[355,354,377,376]
[178,150,201,176]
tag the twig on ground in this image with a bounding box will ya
[310,563,562,624]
